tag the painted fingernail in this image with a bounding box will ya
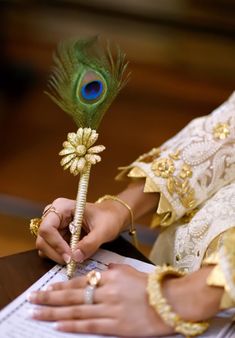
[62,253,71,264]
[73,249,85,263]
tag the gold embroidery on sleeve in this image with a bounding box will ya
[169,149,181,160]
[213,122,230,140]
[151,158,175,178]
[151,151,196,209]
[138,147,161,163]
[204,229,235,308]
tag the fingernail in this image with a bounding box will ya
[44,285,53,291]
[73,249,84,263]
[62,253,71,264]
[52,322,59,329]
[28,308,41,318]
[27,292,37,303]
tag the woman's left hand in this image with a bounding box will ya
[28,264,173,337]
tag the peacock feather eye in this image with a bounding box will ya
[46,37,129,129]
[78,70,106,103]
[81,80,103,100]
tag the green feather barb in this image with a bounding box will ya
[45,36,130,130]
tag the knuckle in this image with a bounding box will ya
[84,321,97,332]
[38,226,50,238]
[51,282,63,290]
[107,269,120,282]
[66,291,78,304]
[106,287,118,303]
[43,307,55,320]
[38,291,50,303]
[52,241,62,252]
[73,306,82,318]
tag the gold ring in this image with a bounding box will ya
[42,206,63,223]
[29,218,42,237]
[86,270,101,287]
[42,204,52,215]
[30,205,63,238]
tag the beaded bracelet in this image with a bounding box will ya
[147,265,209,337]
[96,194,139,248]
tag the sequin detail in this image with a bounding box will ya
[213,122,230,140]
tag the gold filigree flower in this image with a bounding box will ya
[213,122,230,140]
[59,128,105,175]
[180,163,192,179]
[151,158,175,178]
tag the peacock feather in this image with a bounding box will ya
[45,36,129,130]
[45,37,130,278]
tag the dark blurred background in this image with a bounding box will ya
[0,0,235,256]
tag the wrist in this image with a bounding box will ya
[96,198,130,234]
[162,266,223,322]
[147,266,209,336]
[96,194,139,248]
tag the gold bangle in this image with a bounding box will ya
[147,266,209,337]
[96,194,139,248]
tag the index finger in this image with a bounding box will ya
[38,212,71,256]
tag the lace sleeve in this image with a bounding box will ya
[203,228,235,309]
[117,92,235,226]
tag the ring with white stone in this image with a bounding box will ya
[84,285,95,304]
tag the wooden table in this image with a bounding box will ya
[0,236,150,310]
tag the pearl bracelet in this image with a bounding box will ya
[147,265,209,337]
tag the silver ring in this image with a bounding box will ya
[84,285,95,304]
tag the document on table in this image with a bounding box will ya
[0,249,154,338]
[0,249,234,338]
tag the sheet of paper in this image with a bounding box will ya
[0,249,154,338]
[0,249,234,338]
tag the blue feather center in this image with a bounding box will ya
[81,81,103,101]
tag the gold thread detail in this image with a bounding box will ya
[137,147,161,163]
[147,266,209,336]
[213,122,230,140]
[151,152,196,209]
[151,158,175,178]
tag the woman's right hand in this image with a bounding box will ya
[36,197,125,265]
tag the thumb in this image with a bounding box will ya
[72,230,102,263]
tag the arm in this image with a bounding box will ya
[36,179,159,264]
[117,92,235,226]
[98,178,160,232]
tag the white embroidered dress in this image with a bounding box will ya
[117,92,235,305]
